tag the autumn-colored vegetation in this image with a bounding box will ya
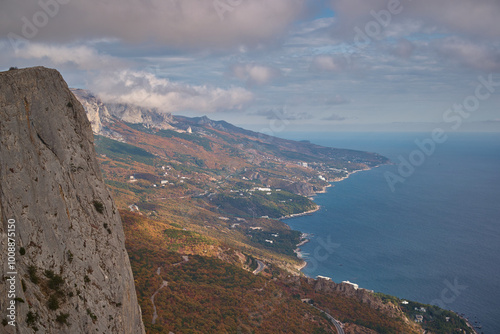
[93,119,468,333]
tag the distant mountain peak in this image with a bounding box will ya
[71,89,175,134]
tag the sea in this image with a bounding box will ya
[281,132,500,334]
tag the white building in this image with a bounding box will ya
[128,204,139,212]
[342,280,359,290]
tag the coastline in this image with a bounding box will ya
[281,164,482,333]
[278,205,320,220]
[282,167,372,276]
[293,232,311,271]
[461,315,480,334]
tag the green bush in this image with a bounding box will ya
[93,200,104,214]
[28,265,39,284]
[67,250,74,263]
[19,247,26,255]
[44,269,55,279]
[48,274,64,291]
[86,308,97,322]
[26,311,39,326]
[48,294,60,310]
[56,313,70,325]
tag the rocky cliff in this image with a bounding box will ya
[70,89,112,135]
[0,67,145,333]
[71,89,174,135]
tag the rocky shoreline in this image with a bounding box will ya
[282,164,481,333]
[278,206,321,220]
[282,168,372,274]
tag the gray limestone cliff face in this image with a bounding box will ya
[105,103,174,130]
[70,89,174,135]
[0,67,145,334]
[70,89,111,135]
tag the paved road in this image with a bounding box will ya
[311,305,345,334]
[252,260,266,275]
[151,279,168,324]
[173,255,189,266]
[325,312,345,334]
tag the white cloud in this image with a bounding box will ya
[329,0,500,40]
[435,38,500,72]
[310,55,348,72]
[321,113,346,121]
[0,0,313,50]
[89,70,253,113]
[391,38,415,58]
[230,64,282,86]
[252,107,312,120]
[324,95,350,105]
[14,43,124,70]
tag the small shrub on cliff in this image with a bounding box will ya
[19,247,26,255]
[48,294,60,310]
[26,311,39,326]
[56,313,70,325]
[86,308,97,322]
[28,265,39,284]
[48,274,64,291]
[93,200,104,214]
[67,250,74,263]
[44,269,55,279]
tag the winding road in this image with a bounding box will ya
[173,255,190,266]
[310,304,345,334]
[151,278,168,325]
[151,256,190,324]
[252,259,266,275]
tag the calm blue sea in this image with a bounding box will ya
[282,132,500,334]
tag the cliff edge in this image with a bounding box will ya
[0,67,145,333]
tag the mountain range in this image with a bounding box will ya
[0,67,476,334]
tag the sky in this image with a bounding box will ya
[1,0,500,133]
